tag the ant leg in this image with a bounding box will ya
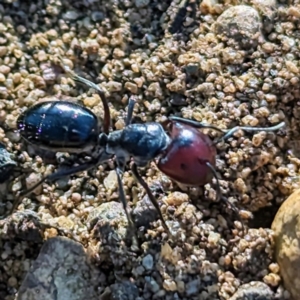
[60,65,111,135]
[115,167,139,251]
[126,98,136,126]
[131,163,171,235]
[169,116,225,133]
[72,74,111,134]
[115,167,134,227]
[216,121,285,144]
[206,161,245,233]
[10,153,111,216]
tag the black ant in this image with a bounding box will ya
[13,66,285,238]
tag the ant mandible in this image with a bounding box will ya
[14,65,285,237]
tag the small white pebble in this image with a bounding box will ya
[163,279,177,291]
[71,192,82,203]
[103,171,118,190]
[12,181,22,192]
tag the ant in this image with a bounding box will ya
[13,65,285,239]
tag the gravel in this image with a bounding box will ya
[0,0,298,299]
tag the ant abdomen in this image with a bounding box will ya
[17,100,99,153]
[157,121,216,186]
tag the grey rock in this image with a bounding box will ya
[142,254,154,271]
[91,11,105,22]
[0,143,17,183]
[186,278,201,296]
[110,281,139,300]
[87,201,128,240]
[132,195,158,228]
[229,281,274,300]
[214,5,262,50]
[17,237,104,300]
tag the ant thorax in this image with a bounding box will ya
[104,123,171,168]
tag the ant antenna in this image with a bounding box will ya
[126,98,136,126]
[69,74,111,135]
[169,116,225,133]
[53,57,111,135]
[168,117,285,146]
[215,122,285,144]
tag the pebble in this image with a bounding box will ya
[17,237,104,300]
[71,192,82,203]
[263,272,281,287]
[207,232,221,246]
[12,181,22,192]
[8,276,18,288]
[133,265,145,276]
[251,0,277,32]
[185,278,201,296]
[163,279,177,292]
[54,216,75,230]
[105,81,122,92]
[145,276,160,293]
[0,46,7,57]
[165,191,188,206]
[214,5,262,49]
[125,82,138,94]
[142,254,154,270]
[87,201,128,240]
[103,170,118,190]
[25,173,42,195]
[103,280,139,300]
[134,0,150,8]
[55,178,70,190]
[229,281,274,300]
[0,73,6,83]
[132,194,158,228]
[63,11,81,21]
[271,188,300,300]
[0,65,10,75]
[91,11,104,22]
[0,144,17,183]
[83,96,100,108]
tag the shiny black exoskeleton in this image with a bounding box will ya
[17,101,100,153]
[102,122,170,168]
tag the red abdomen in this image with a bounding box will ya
[157,122,217,186]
